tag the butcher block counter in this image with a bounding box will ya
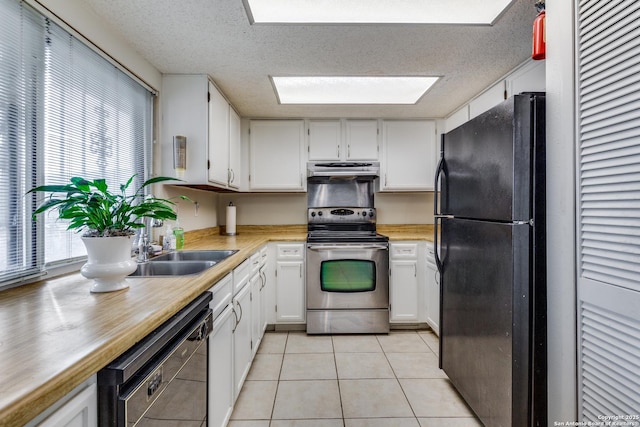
[0,224,432,426]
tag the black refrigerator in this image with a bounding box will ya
[434,93,547,427]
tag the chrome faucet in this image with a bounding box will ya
[136,194,164,262]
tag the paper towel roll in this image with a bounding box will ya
[226,203,237,235]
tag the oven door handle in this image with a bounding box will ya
[307,244,389,251]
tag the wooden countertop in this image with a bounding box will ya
[0,224,432,426]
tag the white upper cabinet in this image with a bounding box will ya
[208,81,230,186]
[161,74,240,189]
[308,120,341,160]
[308,119,378,161]
[381,120,437,191]
[249,120,305,191]
[228,107,241,189]
[344,120,379,160]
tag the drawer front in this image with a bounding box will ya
[391,243,418,259]
[277,243,304,260]
[259,245,268,266]
[210,273,233,319]
[250,252,260,275]
[233,258,251,294]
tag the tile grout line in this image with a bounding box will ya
[267,331,288,426]
[330,335,348,427]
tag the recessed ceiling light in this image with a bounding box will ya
[245,0,513,25]
[272,76,439,104]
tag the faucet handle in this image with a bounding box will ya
[150,218,163,228]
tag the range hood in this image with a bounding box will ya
[307,162,380,178]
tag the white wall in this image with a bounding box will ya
[163,186,219,232]
[217,192,434,226]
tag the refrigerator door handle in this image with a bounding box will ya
[433,134,446,217]
[434,216,443,274]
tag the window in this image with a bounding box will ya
[0,0,152,287]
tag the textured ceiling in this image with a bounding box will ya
[82,0,536,118]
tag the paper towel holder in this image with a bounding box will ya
[225,202,237,236]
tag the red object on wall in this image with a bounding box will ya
[532,10,546,60]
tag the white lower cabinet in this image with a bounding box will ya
[389,242,426,324]
[208,304,234,427]
[34,379,97,427]
[232,280,252,399]
[208,272,234,427]
[274,243,305,324]
[426,243,440,336]
[250,271,262,358]
[390,259,419,322]
[209,247,269,427]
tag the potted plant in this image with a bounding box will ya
[28,175,184,292]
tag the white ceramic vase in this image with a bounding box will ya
[80,236,137,293]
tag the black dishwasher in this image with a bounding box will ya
[98,292,212,426]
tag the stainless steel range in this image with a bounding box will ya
[306,162,389,334]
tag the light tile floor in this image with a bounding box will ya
[229,331,482,427]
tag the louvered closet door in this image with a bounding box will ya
[577,0,640,420]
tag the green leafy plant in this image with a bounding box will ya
[27,175,187,237]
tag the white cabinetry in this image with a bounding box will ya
[208,272,234,427]
[381,120,437,191]
[208,81,230,186]
[258,246,269,334]
[274,243,305,323]
[308,120,341,160]
[425,242,440,336]
[31,377,97,427]
[232,262,252,399]
[228,108,242,189]
[308,119,378,161]
[249,120,305,191]
[161,74,240,189]
[249,252,262,358]
[390,242,427,323]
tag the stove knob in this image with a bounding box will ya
[362,211,367,217]
[369,211,374,217]
[318,211,323,216]
[311,212,316,217]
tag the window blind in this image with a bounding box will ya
[42,16,152,265]
[0,0,44,283]
[0,0,152,286]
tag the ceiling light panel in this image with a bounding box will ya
[272,76,439,104]
[246,0,513,25]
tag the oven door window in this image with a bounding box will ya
[320,260,376,292]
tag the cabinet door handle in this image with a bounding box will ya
[237,300,243,324]
[347,144,351,158]
[299,264,302,278]
[337,144,340,158]
[414,264,417,277]
[232,304,239,332]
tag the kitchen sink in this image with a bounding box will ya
[151,249,239,263]
[129,260,217,277]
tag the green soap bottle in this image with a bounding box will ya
[173,222,184,250]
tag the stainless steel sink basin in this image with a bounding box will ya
[151,249,239,263]
[129,260,217,277]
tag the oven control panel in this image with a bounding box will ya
[308,207,376,223]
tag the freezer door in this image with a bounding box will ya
[440,94,541,222]
[439,217,532,427]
